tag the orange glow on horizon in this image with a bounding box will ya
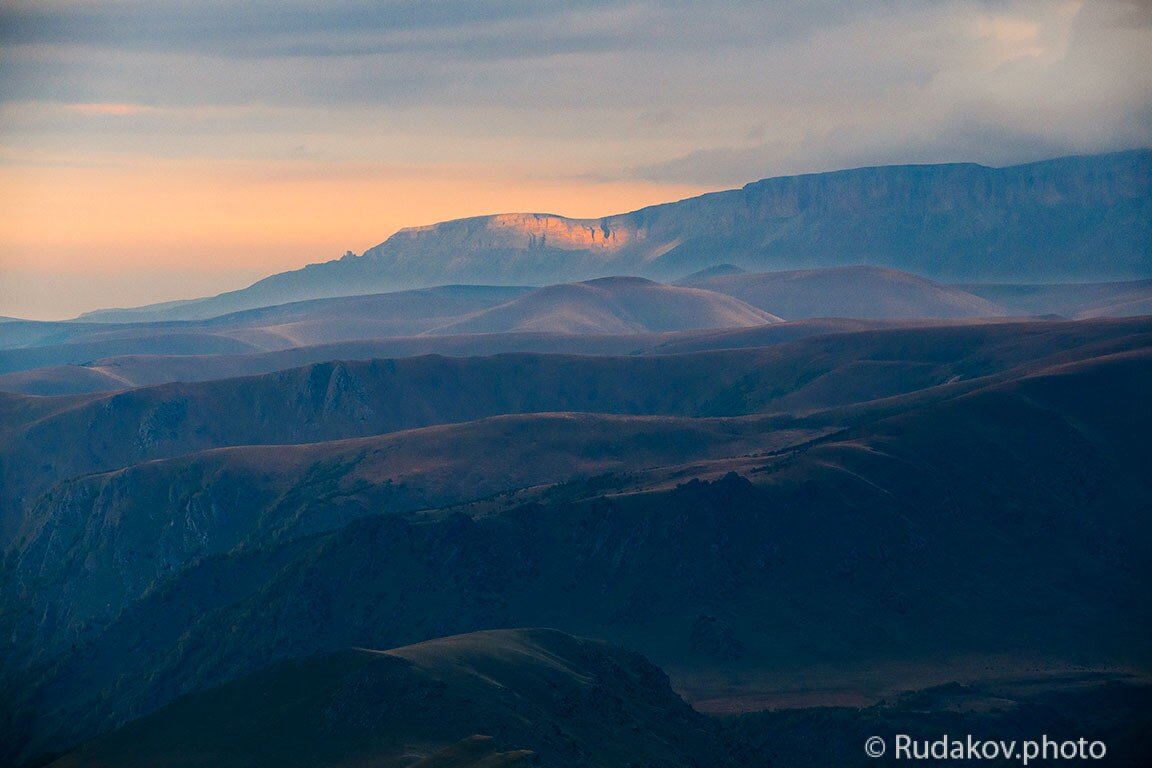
[0,159,708,274]
[66,103,157,117]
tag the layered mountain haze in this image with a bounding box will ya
[5,268,1150,398]
[0,285,534,369]
[0,278,773,377]
[4,149,1151,768]
[77,150,1152,322]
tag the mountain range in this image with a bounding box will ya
[3,150,1151,768]
[78,150,1152,322]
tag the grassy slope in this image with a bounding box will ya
[7,412,817,665]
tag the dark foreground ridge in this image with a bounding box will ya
[42,629,1152,768]
[46,628,722,768]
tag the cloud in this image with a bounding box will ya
[0,1,729,71]
[0,2,1148,184]
[0,1,864,59]
[0,2,903,108]
[629,0,1152,184]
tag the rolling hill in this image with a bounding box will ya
[680,265,1005,319]
[0,279,772,376]
[3,270,1148,394]
[429,277,780,334]
[0,286,532,374]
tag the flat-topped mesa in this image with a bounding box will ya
[388,212,639,252]
[74,151,1152,322]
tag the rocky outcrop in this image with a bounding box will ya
[391,212,638,252]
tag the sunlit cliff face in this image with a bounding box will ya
[393,212,639,252]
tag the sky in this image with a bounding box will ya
[1,0,1150,319]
